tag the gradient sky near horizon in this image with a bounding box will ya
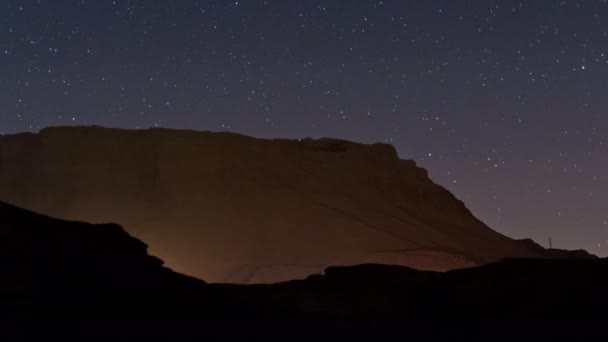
[1,1,607,255]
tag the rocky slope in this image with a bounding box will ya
[0,126,593,282]
[0,201,209,340]
[1,201,606,341]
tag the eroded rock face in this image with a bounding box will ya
[0,126,593,283]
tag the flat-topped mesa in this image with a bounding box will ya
[296,137,400,160]
[32,126,402,163]
[0,126,594,283]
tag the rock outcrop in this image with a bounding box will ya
[0,126,594,282]
[0,201,208,340]
[1,201,606,341]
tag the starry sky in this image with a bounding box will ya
[1,0,607,256]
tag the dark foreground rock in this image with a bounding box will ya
[1,201,606,341]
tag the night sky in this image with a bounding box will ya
[1,1,607,256]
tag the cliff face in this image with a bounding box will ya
[0,126,592,283]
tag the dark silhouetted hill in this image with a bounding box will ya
[1,201,606,341]
[0,126,595,283]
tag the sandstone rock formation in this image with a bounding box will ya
[0,126,593,283]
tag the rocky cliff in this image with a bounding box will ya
[0,126,593,282]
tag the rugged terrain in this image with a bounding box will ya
[1,201,606,341]
[0,126,593,282]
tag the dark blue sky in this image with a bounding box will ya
[1,0,607,255]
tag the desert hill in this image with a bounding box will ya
[1,200,606,341]
[0,126,593,282]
